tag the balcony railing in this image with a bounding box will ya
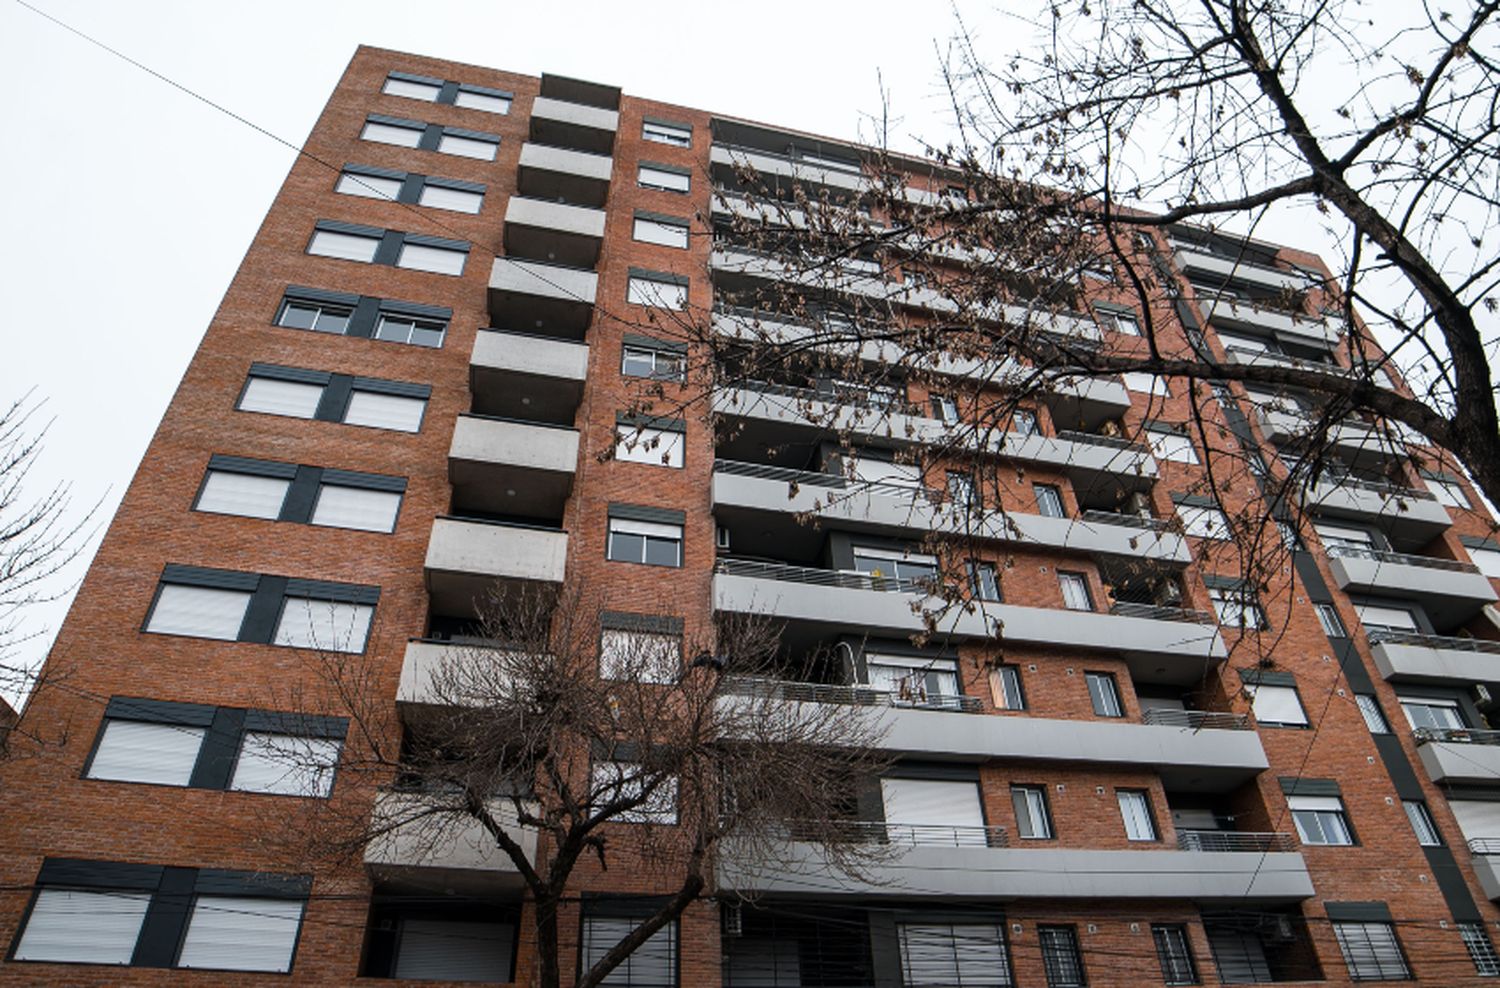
[1055,429,1151,454]
[1079,509,1171,532]
[1412,726,1500,746]
[1176,830,1297,853]
[1368,630,1500,655]
[733,377,924,417]
[1326,544,1483,574]
[1303,473,1435,501]
[1468,838,1500,855]
[782,819,1007,848]
[713,458,941,502]
[724,674,983,714]
[1109,600,1217,624]
[716,557,935,595]
[1141,708,1251,731]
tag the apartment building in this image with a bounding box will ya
[3,43,1500,986]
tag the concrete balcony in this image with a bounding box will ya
[1466,842,1500,901]
[489,258,597,340]
[503,196,607,268]
[713,560,1224,682]
[448,414,578,519]
[711,463,1187,564]
[529,96,618,155]
[1257,406,1411,465]
[365,791,535,892]
[517,142,613,208]
[425,517,567,616]
[1196,294,1343,347]
[1370,632,1500,688]
[1414,728,1500,784]
[1327,545,1496,628]
[718,838,1313,901]
[723,677,1262,789]
[1302,475,1450,547]
[469,329,588,425]
[397,638,520,713]
[1173,244,1309,293]
[711,145,867,196]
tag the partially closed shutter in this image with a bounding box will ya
[1247,684,1308,726]
[274,598,373,653]
[310,486,401,532]
[197,472,290,519]
[239,378,323,418]
[394,919,514,982]
[13,889,151,964]
[344,391,424,432]
[176,896,304,973]
[229,733,341,797]
[146,585,251,640]
[1450,802,1500,843]
[881,778,985,845]
[88,720,205,786]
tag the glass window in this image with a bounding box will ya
[1035,484,1066,518]
[310,485,402,533]
[417,184,484,213]
[930,395,960,424]
[1011,785,1052,839]
[382,76,440,101]
[1152,925,1199,985]
[436,133,498,160]
[1469,544,1500,579]
[146,585,251,640]
[196,470,290,520]
[1209,587,1266,630]
[852,547,938,585]
[1149,431,1199,464]
[990,665,1024,711]
[1400,697,1464,731]
[336,171,402,200]
[1403,800,1441,846]
[1038,926,1086,988]
[621,345,686,381]
[642,121,691,147]
[361,119,424,147]
[308,229,380,263]
[87,719,206,786]
[591,761,678,824]
[454,88,510,114]
[615,425,685,468]
[1121,372,1168,395]
[1246,684,1308,727]
[970,562,1002,602]
[396,242,467,275]
[1058,572,1093,611]
[1086,672,1124,718]
[1356,603,1420,633]
[947,471,978,509]
[627,276,688,310]
[633,217,690,249]
[1176,503,1230,539]
[1012,409,1038,436]
[599,629,680,684]
[273,597,374,653]
[639,165,690,193]
[176,895,304,973]
[1288,794,1354,845]
[1099,309,1140,335]
[344,390,426,432]
[1331,921,1410,981]
[1314,523,1374,549]
[608,517,683,567]
[865,653,960,704]
[239,377,323,419]
[277,298,353,335]
[374,313,446,347]
[1117,790,1157,841]
[582,915,677,986]
[12,888,151,964]
[1316,603,1348,638]
[898,923,1013,986]
[1460,923,1500,978]
[1356,694,1391,734]
[230,732,341,797]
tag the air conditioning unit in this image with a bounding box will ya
[722,903,743,938]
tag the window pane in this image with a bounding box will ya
[628,276,688,310]
[1149,432,1199,463]
[88,720,205,786]
[1246,684,1308,726]
[383,77,441,101]
[1176,504,1229,539]
[239,377,323,418]
[634,217,690,249]
[147,585,251,640]
[1086,673,1123,717]
[437,133,497,160]
[991,666,1024,710]
[311,485,402,532]
[599,629,680,683]
[361,120,424,147]
[230,732,341,797]
[1039,927,1085,987]
[640,166,690,192]
[1059,573,1092,611]
[1035,485,1066,518]
[335,172,402,200]
[13,889,151,964]
[1152,925,1198,985]
[274,597,373,653]
[615,425,685,468]
[1118,791,1157,840]
[417,184,484,213]
[344,391,425,432]
[644,535,682,567]
[591,761,677,824]
[643,122,691,146]
[1404,801,1441,846]
[308,230,380,263]
[1011,787,1051,839]
[394,919,516,980]
[177,896,304,973]
[1469,546,1500,579]
[197,471,289,520]
[397,242,467,275]
[453,90,511,114]
[1356,604,1420,632]
[1356,695,1391,734]
[1121,372,1168,395]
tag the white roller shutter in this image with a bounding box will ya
[176,896,303,973]
[881,778,985,845]
[453,90,510,113]
[311,486,401,532]
[146,585,251,640]
[344,391,425,432]
[418,185,484,213]
[229,733,341,797]
[382,77,440,101]
[437,134,498,160]
[336,173,402,200]
[1450,802,1500,843]
[238,378,323,419]
[1356,603,1419,631]
[197,471,289,519]
[87,720,205,786]
[308,230,380,263]
[274,598,373,653]
[394,920,514,982]
[1246,684,1309,726]
[851,457,923,487]
[397,243,467,275]
[13,889,150,964]
[361,120,425,147]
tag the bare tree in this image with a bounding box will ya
[268,582,893,988]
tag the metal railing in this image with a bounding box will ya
[1303,473,1436,500]
[1055,429,1151,454]
[1412,726,1500,746]
[724,674,983,714]
[1177,830,1297,853]
[1141,708,1252,731]
[1109,600,1218,625]
[782,819,1007,848]
[712,458,942,502]
[715,557,936,595]
[1079,509,1171,532]
[1468,838,1500,855]
[1325,544,1483,574]
[1367,631,1500,655]
[732,378,923,417]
